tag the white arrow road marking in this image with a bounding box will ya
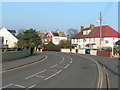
[2,84,13,88]
[25,70,46,79]
[14,84,26,88]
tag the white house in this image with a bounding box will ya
[72,25,120,49]
[0,27,18,48]
[41,30,67,45]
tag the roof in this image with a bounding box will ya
[51,30,66,37]
[8,30,16,33]
[72,25,120,39]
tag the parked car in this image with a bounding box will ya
[85,49,90,54]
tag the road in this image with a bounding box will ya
[2,52,108,89]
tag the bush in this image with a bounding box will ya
[46,42,61,52]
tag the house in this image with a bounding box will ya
[0,27,18,48]
[41,30,67,45]
[72,24,120,49]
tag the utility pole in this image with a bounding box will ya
[99,12,102,50]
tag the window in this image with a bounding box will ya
[83,30,91,35]
[2,37,4,44]
[83,38,86,42]
[105,40,109,43]
[77,39,78,42]
[53,33,59,36]
[55,38,60,42]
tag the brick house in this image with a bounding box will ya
[41,30,67,45]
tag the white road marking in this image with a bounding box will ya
[27,85,36,88]
[50,64,58,68]
[55,66,64,68]
[35,75,45,78]
[71,58,73,60]
[70,60,73,64]
[2,84,13,88]
[64,64,70,69]
[48,69,57,72]
[14,84,26,88]
[60,60,63,63]
[45,70,62,80]
[25,70,46,79]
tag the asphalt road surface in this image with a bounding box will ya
[2,52,108,89]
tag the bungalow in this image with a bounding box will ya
[0,27,18,48]
[72,24,120,49]
[41,30,67,45]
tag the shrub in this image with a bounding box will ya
[46,42,61,52]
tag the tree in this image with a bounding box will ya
[59,40,71,48]
[46,42,61,52]
[16,28,41,49]
[67,28,78,40]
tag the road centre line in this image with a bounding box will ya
[25,70,46,79]
[50,64,58,68]
[70,60,73,64]
[44,70,62,80]
[60,60,63,63]
[64,64,70,69]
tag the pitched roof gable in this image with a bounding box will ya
[72,25,120,39]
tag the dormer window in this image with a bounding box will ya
[83,30,91,35]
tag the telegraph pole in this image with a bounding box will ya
[100,12,102,50]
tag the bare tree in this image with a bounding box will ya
[59,40,70,48]
[67,28,78,41]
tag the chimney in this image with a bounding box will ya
[81,26,84,30]
[56,29,60,33]
[90,24,94,28]
[44,30,46,34]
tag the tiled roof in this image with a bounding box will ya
[51,31,66,37]
[72,25,120,39]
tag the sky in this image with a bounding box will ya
[1,2,118,34]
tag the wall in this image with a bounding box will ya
[60,49,70,53]
[2,48,31,61]
[78,49,85,54]
[90,50,97,55]
[52,36,67,45]
[97,51,112,58]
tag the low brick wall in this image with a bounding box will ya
[90,50,97,55]
[97,51,112,58]
[2,48,31,61]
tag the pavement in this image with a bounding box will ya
[2,52,46,71]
